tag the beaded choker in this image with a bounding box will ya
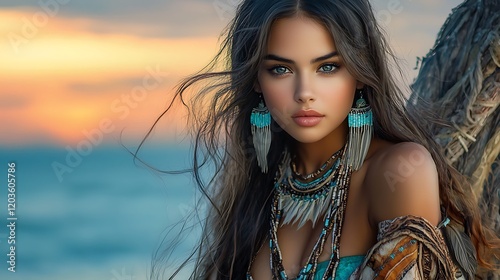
[291,148,343,181]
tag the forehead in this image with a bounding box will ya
[265,15,337,58]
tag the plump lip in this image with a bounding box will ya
[292,110,324,118]
[292,110,324,127]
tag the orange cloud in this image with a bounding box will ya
[0,9,219,145]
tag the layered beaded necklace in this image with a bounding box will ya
[247,144,353,280]
[282,148,344,228]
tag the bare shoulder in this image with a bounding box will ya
[364,142,441,228]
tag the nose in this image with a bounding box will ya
[294,74,315,103]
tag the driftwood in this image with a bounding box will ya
[409,0,499,278]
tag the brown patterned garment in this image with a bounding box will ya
[351,215,465,280]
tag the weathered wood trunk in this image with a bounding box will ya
[409,0,499,278]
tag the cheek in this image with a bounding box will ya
[258,76,294,121]
[260,76,292,99]
[263,90,294,129]
[316,79,356,114]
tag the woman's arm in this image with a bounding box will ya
[358,142,462,279]
[355,215,462,279]
[366,142,441,228]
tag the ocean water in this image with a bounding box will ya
[0,144,201,280]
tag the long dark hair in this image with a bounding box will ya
[144,0,499,278]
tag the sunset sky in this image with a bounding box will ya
[0,0,463,147]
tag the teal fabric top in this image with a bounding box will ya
[314,255,364,280]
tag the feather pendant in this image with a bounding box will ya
[278,186,334,228]
[442,220,478,279]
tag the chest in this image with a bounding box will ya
[250,169,377,279]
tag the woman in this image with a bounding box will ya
[152,0,499,279]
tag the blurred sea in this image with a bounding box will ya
[0,144,199,280]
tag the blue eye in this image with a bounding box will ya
[269,65,291,76]
[319,63,340,73]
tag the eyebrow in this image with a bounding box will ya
[263,51,339,64]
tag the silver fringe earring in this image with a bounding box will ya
[346,88,373,171]
[251,99,272,173]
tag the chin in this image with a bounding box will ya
[287,132,327,144]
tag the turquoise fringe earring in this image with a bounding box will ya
[251,99,272,173]
[346,88,373,171]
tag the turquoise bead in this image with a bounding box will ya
[250,111,271,128]
[348,110,372,127]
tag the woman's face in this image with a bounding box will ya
[256,15,362,144]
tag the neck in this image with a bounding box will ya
[293,120,348,175]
